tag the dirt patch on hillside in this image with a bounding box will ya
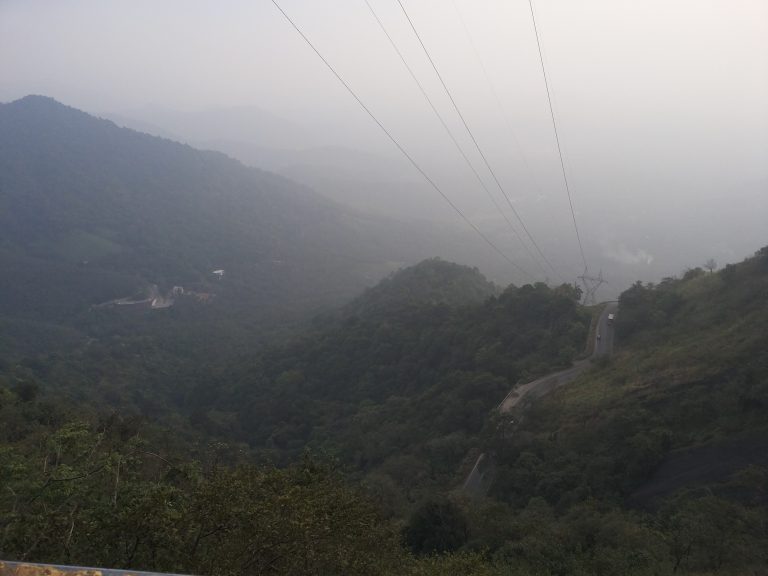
[629,431,768,508]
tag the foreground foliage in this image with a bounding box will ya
[0,400,503,575]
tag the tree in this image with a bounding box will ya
[403,498,469,555]
[704,258,717,273]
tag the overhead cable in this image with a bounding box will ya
[269,0,534,280]
[396,0,564,283]
[362,0,547,279]
[450,1,554,259]
[527,0,589,273]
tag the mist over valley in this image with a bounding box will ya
[0,1,766,575]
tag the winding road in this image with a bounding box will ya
[462,301,619,497]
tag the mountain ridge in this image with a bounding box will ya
[0,95,449,327]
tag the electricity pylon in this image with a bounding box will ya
[578,269,605,305]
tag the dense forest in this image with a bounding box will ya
[0,400,489,575]
[0,257,591,575]
[205,260,588,507]
[1,259,591,509]
[1,97,767,576]
[3,249,767,574]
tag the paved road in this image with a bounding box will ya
[496,301,618,412]
[593,300,618,357]
[462,301,618,496]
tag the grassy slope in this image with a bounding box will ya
[468,249,768,575]
[494,250,768,505]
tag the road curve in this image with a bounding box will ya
[462,301,618,496]
[497,301,618,413]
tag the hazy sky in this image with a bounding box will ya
[2,0,767,287]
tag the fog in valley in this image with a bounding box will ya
[4,3,768,573]
[2,0,766,295]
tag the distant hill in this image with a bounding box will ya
[105,106,469,225]
[344,258,499,318]
[0,96,480,333]
[201,266,587,506]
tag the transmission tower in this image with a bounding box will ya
[578,269,605,305]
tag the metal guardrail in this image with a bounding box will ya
[0,560,190,576]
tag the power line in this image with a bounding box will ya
[269,0,534,281]
[527,0,589,274]
[451,0,543,210]
[453,1,583,282]
[451,0,564,282]
[396,0,564,283]
[362,0,548,279]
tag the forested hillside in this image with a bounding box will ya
[1,0,765,570]
[0,259,588,575]
[1,96,766,576]
[0,396,494,576]
[0,97,364,322]
[0,96,507,356]
[202,263,587,507]
[344,258,499,317]
[471,247,768,574]
[2,248,767,574]
[0,96,528,421]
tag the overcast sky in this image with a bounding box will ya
[2,0,766,287]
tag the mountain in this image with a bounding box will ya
[1,246,767,574]
[343,258,499,318]
[0,95,526,416]
[3,94,766,575]
[0,97,359,322]
[105,106,457,222]
[0,96,503,338]
[201,267,587,508]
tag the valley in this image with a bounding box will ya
[0,96,765,576]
